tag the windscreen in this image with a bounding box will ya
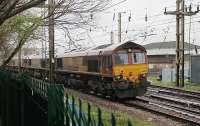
[132,52,146,64]
[114,52,128,65]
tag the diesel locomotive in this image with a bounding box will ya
[9,41,149,98]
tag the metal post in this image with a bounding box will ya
[176,0,180,87]
[48,0,55,83]
[18,48,22,73]
[188,16,192,82]
[20,79,24,126]
[164,0,199,87]
[45,33,47,67]
[180,0,185,87]
[78,99,82,126]
[118,13,121,43]
[111,31,114,44]
[87,103,91,126]
[111,113,116,126]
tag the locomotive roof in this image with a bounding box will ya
[60,41,146,58]
[11,41,146,60]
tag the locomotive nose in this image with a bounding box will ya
[113,64,148,83]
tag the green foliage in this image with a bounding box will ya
[0,15,41,43]
[0,14,42,65]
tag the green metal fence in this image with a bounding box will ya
[0,70,49,126]
[0,70,133,126]
[65,95,133,126]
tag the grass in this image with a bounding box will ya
[69,95,157,126]
[149,77,200,92]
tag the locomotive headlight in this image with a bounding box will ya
[115,75,123,80]
[140,73,147,79]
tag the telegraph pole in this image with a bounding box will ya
[111,31,114,44]
[180,0,185,87]
[164,0,199,87]
[18,48,22,73]
[118,13,122,43]
[118,12,126,43]
[48,0,55,83]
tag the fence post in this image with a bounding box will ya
[65,94,70,126]
[111,113,116,126]
[78,99,82,126]
[98,107,103,126]
[72,96,76,126]
[87,103,91,126]
[2,75,7,126]
[48,85,64,126]
[20,75,25,126]
[128,120,133,126]
[6,74,10,126]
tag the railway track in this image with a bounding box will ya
[68,86,200,125]
[92,84,200,125]
[123,96,200,125]
[148,85,200,101]
[129,84,200,125]
[66,87,200,125]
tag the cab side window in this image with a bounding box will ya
[102,55,112,69]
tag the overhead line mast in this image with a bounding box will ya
[48,0,55,83]
[164,0,199,87]
[118,12,126,43]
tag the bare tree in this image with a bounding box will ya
[0,0,111,26]
[0,0,112,66]
[0,0,48,25]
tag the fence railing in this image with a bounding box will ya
[0,69,134,126]
[65,95,133,126]
[0,70,49,126]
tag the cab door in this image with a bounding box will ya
[101,55,112,74]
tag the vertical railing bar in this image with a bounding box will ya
[65,94,70,126]
[72,96,76,126]
[88,102,91,126]
[78,98,82,126]
[127,119,132,126]
[111,113,116,126]
[97,107,103,126]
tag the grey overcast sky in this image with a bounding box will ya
[50,0,200,55]
[85,0,199,44]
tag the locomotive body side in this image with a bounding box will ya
[62,56,87,71]
[57,42,149,98]
[7,41,149,99]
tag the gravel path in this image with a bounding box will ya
[65,88,187,126]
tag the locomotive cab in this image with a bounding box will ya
[111,42,149,97]
[113,49,148,83]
